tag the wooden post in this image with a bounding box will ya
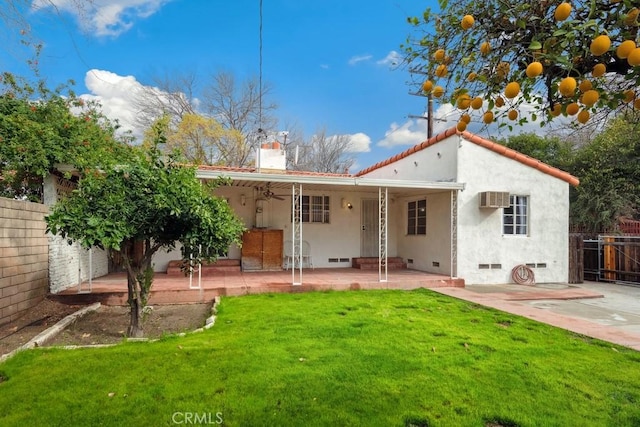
[603,236,615,281]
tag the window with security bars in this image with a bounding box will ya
[296,195,330,223]
[407,199,426,235]
[503,195,528,235]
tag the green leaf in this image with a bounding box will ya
[528,41,542,50]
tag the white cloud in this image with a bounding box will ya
[348,54,372,66]
[377,104,455,148]
[377,120,428,148]
[346,132,371,153]
[320,64,329,70]
[376,50,401,67]
[377,97,579,149]
[32,0,172,37]
[80,69,144,139]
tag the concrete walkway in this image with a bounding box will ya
[432,281,640,351]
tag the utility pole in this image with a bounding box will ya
[409,68,434,139]
[408,92,433,139]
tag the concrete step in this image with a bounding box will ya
[166,259,241,276]
[352,257,407,270]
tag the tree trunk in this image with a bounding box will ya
[126,267,144,338]
[121,239,161,338]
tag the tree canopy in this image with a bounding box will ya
[403,0,640,131]
[569,113,640,232]
[134,70,276,168]
[46,142,245,337]
[498,132,573,170]
[0,73,130,201]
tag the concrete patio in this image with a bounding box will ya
[52,268,464,305]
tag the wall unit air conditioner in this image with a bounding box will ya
[479,191,510,208]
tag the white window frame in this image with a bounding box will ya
[503,195,528,236]
[299,195,330,224]
[407,199,427,235]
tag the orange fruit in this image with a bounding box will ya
[577,109,590,124]
[566,102,580,115]
[432,86,445,98]
[422,80,433,93]
[508,109,518,120]
[525,61,543,78]
[435,64,448,77]
[558,77,577,97]
[467,72,478,82]
[483,111,494,124]
[457,94,472,109]
[495,96,505,107]
[590,35,611,56]
[456,120,468,132]
[470,96,483,110]
[480,41,491,55]
[624,89,635,103]
[616,40,636,59]
[592,63,606,77]
[461,15,475,30]
[578,79,592,92]
[582,89,600,106]
[504,81,520,98]
[554,2,572,21]
[635,98,640,109]
[461,113,471,124]
[628,47,640,66]
[625,8,639,25]
[434,49,446,62]
[550,103,562,117]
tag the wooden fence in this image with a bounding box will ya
[572,234,640,285]
[568,234,583,284]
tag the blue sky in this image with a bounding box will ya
[1,0,475,170]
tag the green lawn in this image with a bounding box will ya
[1,289,639,426]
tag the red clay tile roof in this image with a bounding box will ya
[356,126,579,187]
[197,164,353,178]
[197,164,256,173]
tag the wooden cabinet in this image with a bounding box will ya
[241,229,283,271]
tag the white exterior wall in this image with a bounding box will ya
[48,236,109,293]
[362,137,458,182]
[456,137,569,284]
[395,192,452,275]
[44,175,109,293]
[151,186,395,271]
[361,139,457,275]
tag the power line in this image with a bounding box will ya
[258,0,263,132]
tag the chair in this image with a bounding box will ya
[283,240,293,270]
[302,240,314,269]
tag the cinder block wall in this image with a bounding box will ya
[0,197,49,326]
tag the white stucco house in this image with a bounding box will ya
[47,126,579,291]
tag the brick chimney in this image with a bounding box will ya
[257,140,286,172]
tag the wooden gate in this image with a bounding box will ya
[581,235,640,284]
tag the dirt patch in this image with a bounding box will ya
[0,298,213,356]
[0,298,84,356]
[46,303,213,346]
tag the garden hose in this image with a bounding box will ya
[511,264,535,285]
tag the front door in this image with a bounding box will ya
[361,199,378,257]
